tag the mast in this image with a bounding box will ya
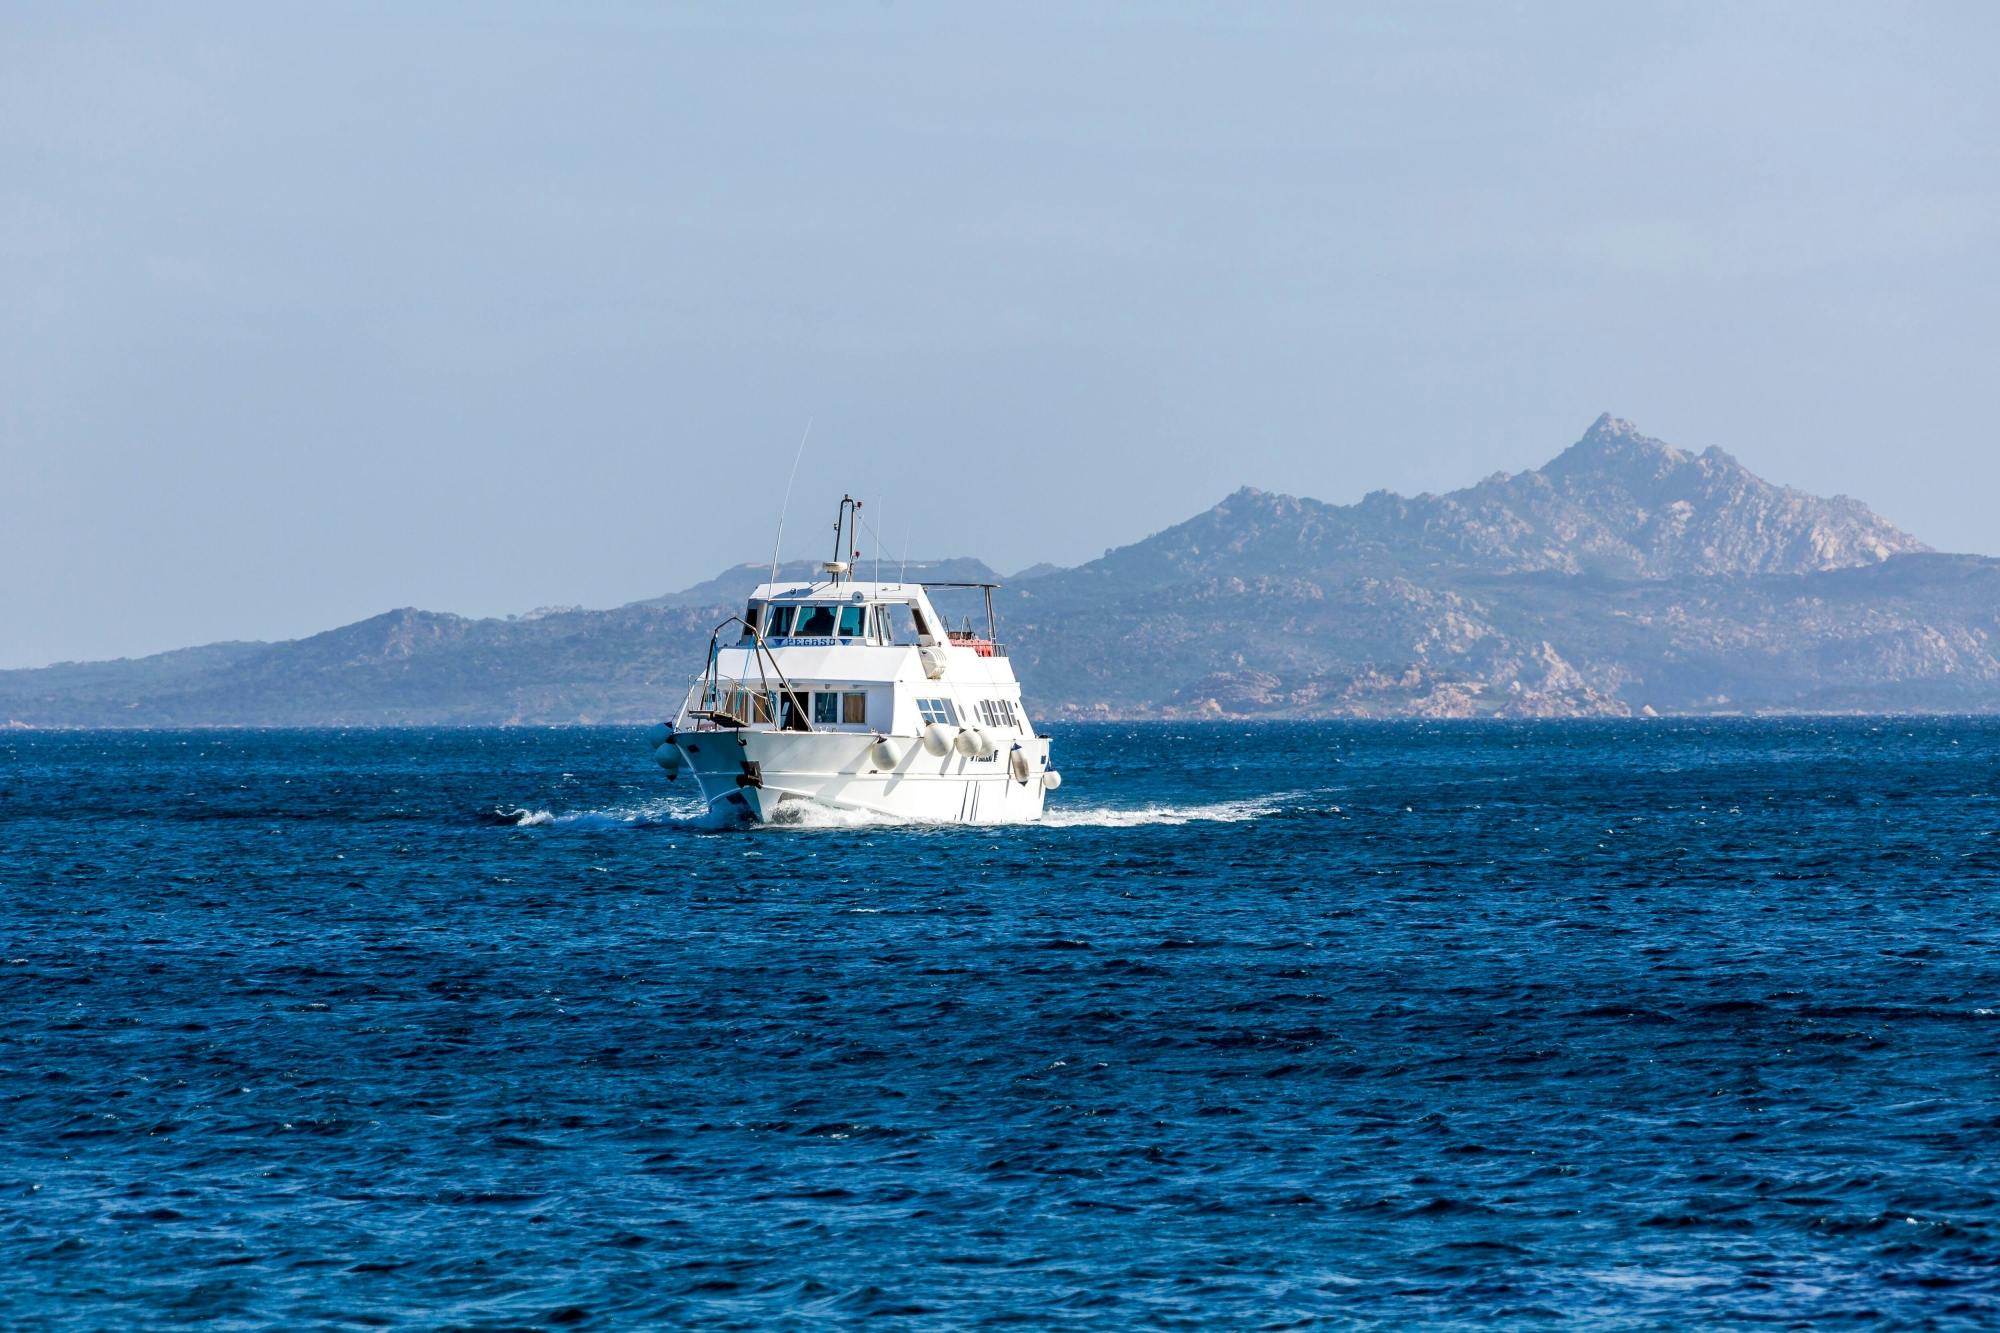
[826,495,862,585]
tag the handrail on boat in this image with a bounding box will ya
[945,630,1006,658]
[689,615,813,733]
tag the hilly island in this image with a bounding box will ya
[7,415,1997,727]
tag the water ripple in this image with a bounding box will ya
[2,720,1998,1327]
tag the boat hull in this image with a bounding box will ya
[670,728,1051,825]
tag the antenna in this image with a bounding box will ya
[853,504,888,585]
[769,419,813,586]
[899,517,912,584]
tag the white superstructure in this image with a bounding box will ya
[645,497,1059,824]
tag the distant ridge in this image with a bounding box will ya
[1073,413,1925,595]
[635,557,1006,610]
[3,417,1992,725]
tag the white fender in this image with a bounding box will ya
[1041,769,1062,790]
[1009,747,1032,782]
[643,722,671,748]
[954,727,982,756]
[870,736,904,770]
[922,723,956,757]
[653,743,682,776]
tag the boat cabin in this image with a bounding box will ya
[681,579,1018,736]
[737,582,997,654]
[741,593,922,648]
[677,496,1022,738]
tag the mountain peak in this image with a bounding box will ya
[1546,413,1691,477]
[1154,416,1926,583]
[1510,416,1926,576]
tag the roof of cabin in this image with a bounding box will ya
[749,580,998,600]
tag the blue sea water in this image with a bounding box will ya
[2,720,1998,1329]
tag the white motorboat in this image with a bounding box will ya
[645,496,1059,824]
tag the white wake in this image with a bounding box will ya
[493,798,713,830]
[495,791,1310,832]
[1037,793,1298,828]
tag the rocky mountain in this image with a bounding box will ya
[1528,415,1922,575]
[1063,415,1925,595]
[1003,413,1955,719]
[3,416,1990,726]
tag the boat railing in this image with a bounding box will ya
[685,616,814,732]
[946,630,1007,658]
[922,581,1006,654]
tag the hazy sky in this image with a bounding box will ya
[5,3,1996,668]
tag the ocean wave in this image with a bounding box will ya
[18,722,2000,1329]
[761,802,912,829]
[489,800,712,831]
[490,790,1319,832]
[492,799,909,832]
[1038,793,1302,827]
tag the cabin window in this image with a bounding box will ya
[837,606,866,638]
[842,692,867,724]
[978,699,1019,729]
[795,605,836,636]
[910,605,939,643]
[780,690,809,729]
[741,604,761,641]
[916,698,958,726]
[766,605,795,637]
[721,689,774,723]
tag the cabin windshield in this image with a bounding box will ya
[763,602,886,642]
[793,604,837,636]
